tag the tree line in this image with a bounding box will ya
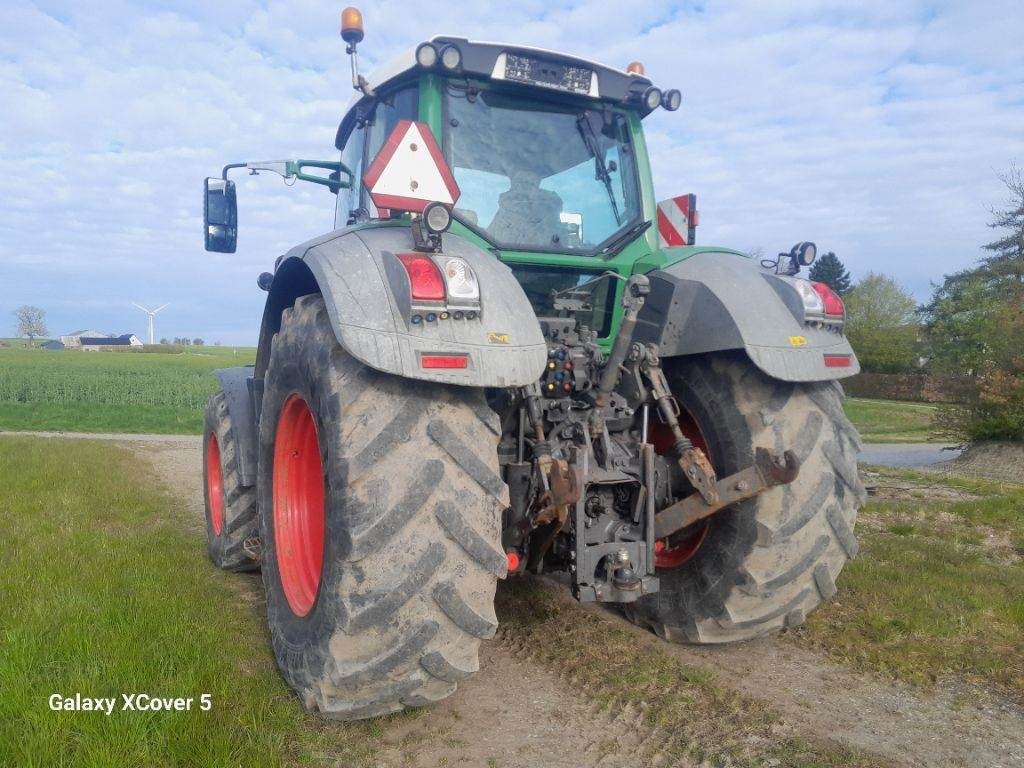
[809,165,1023,442]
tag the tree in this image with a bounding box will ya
[924,167,1024,441]
[844,273,919,373]
[159,337,169,345]
[15,305,48,347]
[193,338,205,346]
[808,251,852,295]
[980,163,1024,281]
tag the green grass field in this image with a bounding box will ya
[843,397,938,443]
[0,436,389,767]
[0,346,255,434]
[796,468,1024,700]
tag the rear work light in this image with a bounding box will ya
[811,282,845,317]
[420,354,468,369]
[397,253,446,302]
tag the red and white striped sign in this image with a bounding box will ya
[657,194,698,247]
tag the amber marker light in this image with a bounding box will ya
[340,7,364,44]
[626,61,645,75]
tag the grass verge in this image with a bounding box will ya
[496,580,887,768]
[843,398,939,443]
[0,436,392,767]
[794,467,1024,700]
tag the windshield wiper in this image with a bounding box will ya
[599,220,651,259]
[576,114,621,226]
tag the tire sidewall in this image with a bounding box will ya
[203,407,229,564]
[258,335,347,688]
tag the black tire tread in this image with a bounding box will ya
[203,392,259,572]
[625,354,862,643]
[261,294,506,721]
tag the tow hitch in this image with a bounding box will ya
[654,447,801,539]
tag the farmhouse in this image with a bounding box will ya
[79,334,143,351]
[60,330,143,350]
[60,329,108,347]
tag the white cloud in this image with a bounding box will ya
[1,0,1021,342]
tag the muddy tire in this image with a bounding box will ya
[258,294,508,720]
[203,392,260,571]
[625,353,865,643]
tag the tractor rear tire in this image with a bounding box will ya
[258,294,508,720]
[624,353,865,643]
[202,392,260,571]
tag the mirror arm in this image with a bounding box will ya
[221,162,248,180]
[289,160,353,190]
[221,160,353,190]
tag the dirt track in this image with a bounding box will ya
[39,433,1024,767]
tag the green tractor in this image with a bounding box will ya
[201,9,863,721]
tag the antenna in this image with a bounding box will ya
[132,302,168,345]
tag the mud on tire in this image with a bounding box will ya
[259,294,508,720]
[203,392,260,571]
[625,353,865,643]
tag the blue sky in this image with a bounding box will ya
[2,1,1022,344]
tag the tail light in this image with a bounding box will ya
[397,253,445,301]
[811,282,845,317]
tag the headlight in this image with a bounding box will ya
[440,45,462,70]
[416,43,438,67]
[643,86,662,111]
[423,202,452,234]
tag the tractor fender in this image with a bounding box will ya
[634,250,860,382]
[255,226,548,387]
[212,365,258,487]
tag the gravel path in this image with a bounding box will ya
[858,442,962,467]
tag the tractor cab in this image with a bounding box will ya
[333,35,678,247]
[329,32,683,342]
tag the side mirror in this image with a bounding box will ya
[204,177,237,253]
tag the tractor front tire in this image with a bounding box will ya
[203,392,260,571]
[258,295,508,720]
[625,353,865,643]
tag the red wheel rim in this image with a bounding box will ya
[649,406,712,569]
[206,433,225,536]
[273,394,326,618]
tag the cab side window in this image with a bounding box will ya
[335,85,419,228]
[336,120,366,228]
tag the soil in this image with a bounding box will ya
[21,431,1024,768]
[860,469,980,504]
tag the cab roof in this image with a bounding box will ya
[337,36,659,150]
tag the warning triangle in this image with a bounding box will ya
[363,120,461,213]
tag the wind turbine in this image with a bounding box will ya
[132,302,168,345]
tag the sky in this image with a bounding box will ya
[2,1,1022,345]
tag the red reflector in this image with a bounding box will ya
[506,550,521,572]
[421,354,468,369]
[397,253,445,301]
[824,355,852,368]
[811,281,845,316]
